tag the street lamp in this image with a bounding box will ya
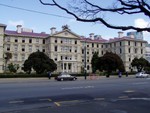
[84,39,87,80]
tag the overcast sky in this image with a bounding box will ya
[0,0,150,42]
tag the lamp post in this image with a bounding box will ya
[84,40,87,80]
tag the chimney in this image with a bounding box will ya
[50,27,56,34]
[16,25,22,33]
[118,31,123,38]
[89,33,94,40]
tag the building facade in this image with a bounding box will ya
[0,24,147,73]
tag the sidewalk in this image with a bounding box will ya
[0,75,135,83]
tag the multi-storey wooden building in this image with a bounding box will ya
[0,23,147,73]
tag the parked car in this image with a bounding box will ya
[135,72,149,78]
[55,72,77,81]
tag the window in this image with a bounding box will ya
[101,51,103,55]
[92,43,94,47]
[128,48,131,53]
[43,39,45,44]
[82,49,84,54]
[36,46,39,51]
[55,39,57,43]
[87,49,89,54]
[75,40,77,44]
[141,43,143,47]
[141,49,143,54]
[14,44,18,51]
[75,55,77,60]
[97,44,99,48]
[129,58,131,61]
[135,48,138,53]
[105,44,108,48]
[36,38,39,43]
[29,39,32,43]
[61,38,72,44]
[101,45,103,48]
[114,43,116,47]
[21,54,25,61]
[6,37,10,42]
[120,48,122,54]
[128,41,130,46]
[74,47,77,53]
[14,54,18,61]
[120,42,122,46]
[6,44,10,51]
[29,45,32,52]
[135,42,137,46]
[87,45,89,47]
[87,65,90,70]
[22,38,25,43]
[42,49,45,52]
[54,54,57,61]
[22,45,25,52]
[14,38,18,43]
[55,46,57,51]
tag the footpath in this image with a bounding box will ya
[0,75,135,83]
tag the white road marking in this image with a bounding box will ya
[124,90,135,93]
[132,82,148,85]
[9,100,24,104]
[61,86,94,90]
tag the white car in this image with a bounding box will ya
[135,72,149,78]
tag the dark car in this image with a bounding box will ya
[55,72,77,81]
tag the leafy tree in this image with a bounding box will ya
[97,52,125,77]
[7,63,19,73]
[39,0,150,32]
[4,52,12,71]
[91,52,99,73]
[22,59,32,74]
[22,51,57,74]
[131,57,149,72]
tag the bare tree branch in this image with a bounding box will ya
[39,0,150,32]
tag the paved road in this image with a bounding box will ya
[0,76,150,113]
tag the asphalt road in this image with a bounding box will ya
[0,76,150,113]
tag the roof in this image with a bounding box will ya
[0,23,7,29]
[108,36,147,43]
[5,30,49,38]
[80,37,107,43]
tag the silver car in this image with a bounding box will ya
[55,72,77,81]
[136,72,149,78]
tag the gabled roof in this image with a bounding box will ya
[51,29,81,39]
[5,30,49,38]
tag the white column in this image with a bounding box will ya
[72,63,74,73]
[66,62,68,72]
[63,62,64,72]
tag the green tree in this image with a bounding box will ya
[4,52,12,71]
[131,57,149,72]
[22,51,57,74]
[91,52,99,73]
[7,63,19,73]
[97,52,125,77]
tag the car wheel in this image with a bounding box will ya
[61,78,63,81]
[73,78,76,81]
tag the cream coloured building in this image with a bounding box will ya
[0,23,147,73]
